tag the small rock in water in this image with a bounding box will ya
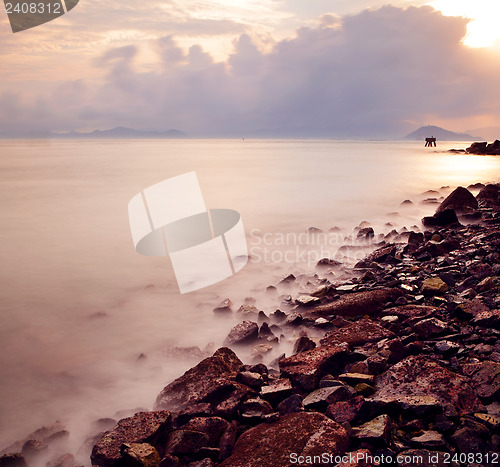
[213,299,233,314]
[224,321,259,346]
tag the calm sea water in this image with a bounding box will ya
[0,139,499,459]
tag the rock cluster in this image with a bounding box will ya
[2,183,499,467]
[466,140,500,155]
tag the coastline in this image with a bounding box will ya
[1,182,499,467]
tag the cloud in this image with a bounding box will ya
[2,5,500,137]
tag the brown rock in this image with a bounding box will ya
[219,412,348,467]
[164,430,209,456]
[155,348,243,411]
[326,396,367,425]
[320,319,394,348]
[372,355,481,416]
[279,344,352,392]
[304,288,403,319]
[436,186,478,214]
[461,360,500,399]
[181,417,229,448]
[91,411,171,467]
[223,321,259,346]
[352,414,391,444]
[381,305,436,322]
[213,299,233,314]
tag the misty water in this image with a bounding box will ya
[0,139,499,462]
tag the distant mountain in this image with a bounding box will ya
[60,127,187,139]
[404,125,483,142]
[0,127,187,139]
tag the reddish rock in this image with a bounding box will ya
[218,412,348,467]
[181,417,229,448]
[223,321,259,346]
[461,360,500,399]
[279,344,352,392]
[155,348,243,411]
[372,356,481,416]
[355,244,396,268]
[381,305,437,322]
[320,319,395,348]
[304,289,403,319]
[326,396,367,425]
[91,411,172,467]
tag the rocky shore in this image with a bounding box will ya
[1,183,499,467]
[449,140,500,156]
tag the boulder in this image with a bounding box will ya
[436,187,478,214]
[371,356,481,416]
[164,430,209,456]
[461,360,500,399]
[326,396,367,425]
[223,321,259,346]
[218,412,348,467]
[320,319,395,348]
[259,378,293,404]
[279,344,352,392]
[355,244,396,268]
[422,208,460,228]
[304,289,403,320]
[155,348,243,411]
[91,411,172,467]
[477,183,500,207]
[181,417,229,448]
[412,318,450,338]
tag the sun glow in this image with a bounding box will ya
[429,0,500,48]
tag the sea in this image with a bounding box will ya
[0,139,499,461]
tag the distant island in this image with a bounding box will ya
[0,127,187,139]
[404,125,483,142]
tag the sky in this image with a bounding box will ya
[1,0,500,138]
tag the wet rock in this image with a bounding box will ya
[276,394,303,415]
[223,321,259,346]
[355,244,396,268]
[372,355,481,416]
[155,348,243,411]
[320,319,395,348]
[422,208,460,228]
[352,415,391,444]
[326,396,367,425]
[236,371,263,389]
[236,304,259,318]
[412,318,450,338]
[279,344,352,392]
[260,378,293,404]
[121,443,161,467]
[213,299,233,314]
[410,431,445,449]
[382,305,436,322]
[181,417,229,448]
[421,277,448,296]
[218,421,238,462]
[91,411,172,467]
[436,186,478,214]
[450,418,489,453]
[434,340,460,355]
[461,360,500,399]
[257,322,275,340]
[355,383,375,397]
[303,386,352,411]
[218,412,348,467]
[293,336,316,354]
[295,295,320,307]
[165,430,209,456]
[304,288,403,319]
[477,183,500,207]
